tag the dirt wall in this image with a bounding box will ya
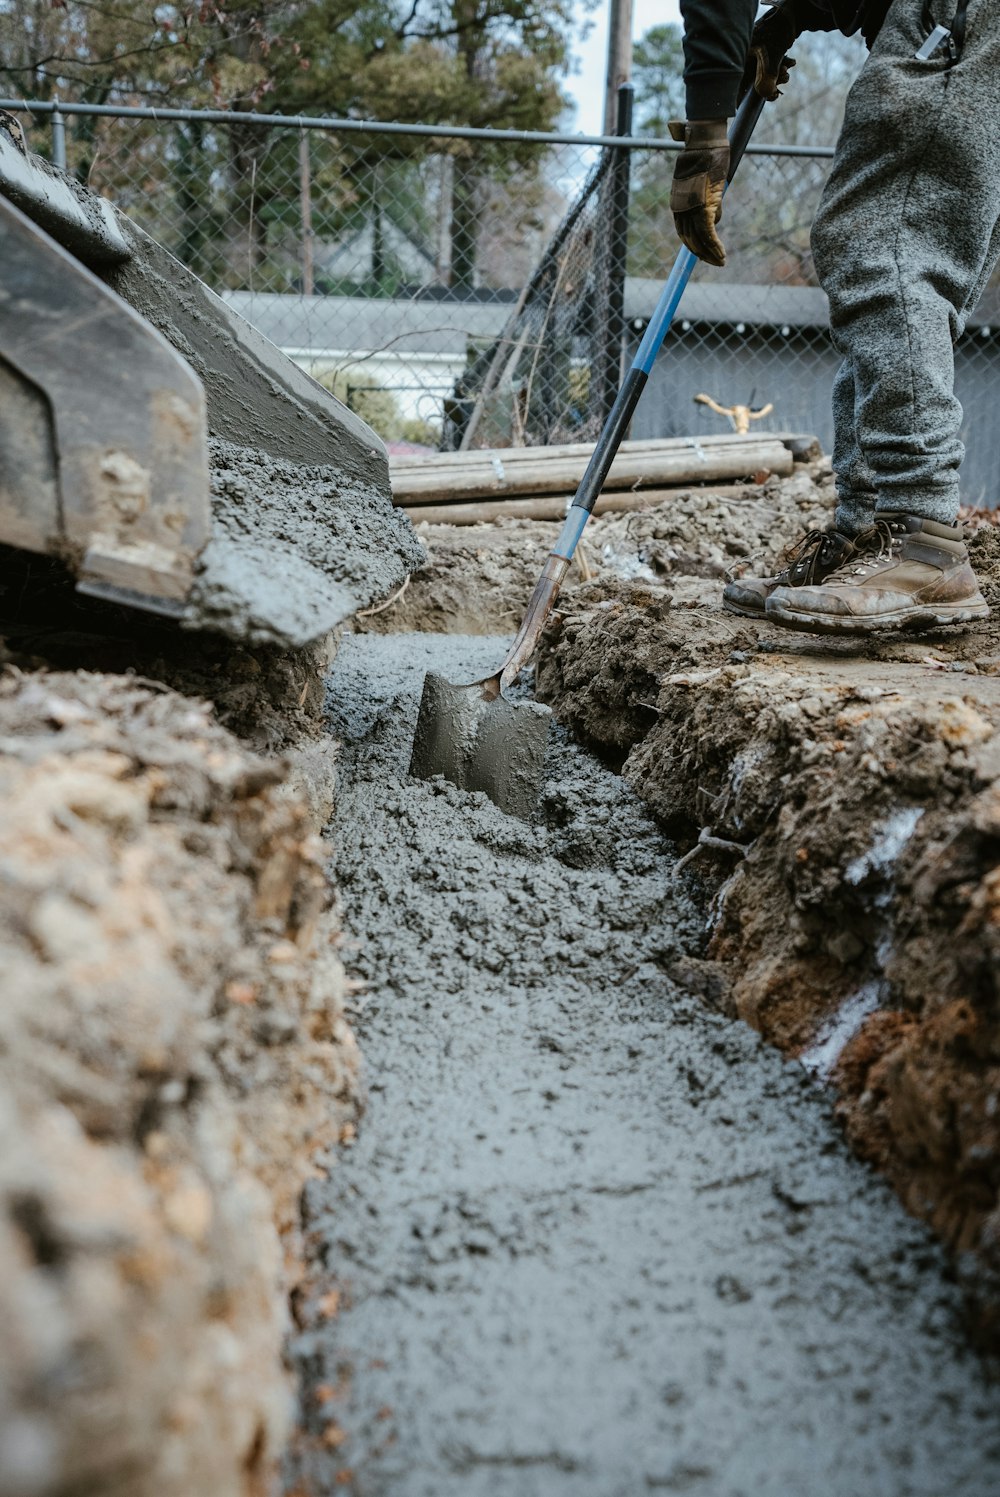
[0,669,359,1496]
[534,531,1000,1336]
[361,470,830,637]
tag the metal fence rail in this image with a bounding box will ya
[3,98,997,502]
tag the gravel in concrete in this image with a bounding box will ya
[288,632,1000,1497]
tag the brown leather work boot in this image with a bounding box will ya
[722,528,855,617]
[765,514,989,634]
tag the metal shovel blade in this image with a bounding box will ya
[409,671,551,819]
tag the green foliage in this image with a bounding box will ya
[0,0,578,293]
[0,0,574,127]
[567,362,589,411]
[319,370,404,439]
[626,23,684,280]
[0,0,284,109]
[632,23,684,136]
[313,374,440,446]
[347,383,404,438]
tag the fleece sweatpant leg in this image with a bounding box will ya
[829,356,877,535]
[811,0,1000,533]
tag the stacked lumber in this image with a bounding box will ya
[390,434,799,525]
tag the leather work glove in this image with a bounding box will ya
[740,0,836,102]
[668,119,730,268]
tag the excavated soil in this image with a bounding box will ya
[285,631,1000,1497]
[511,490,1000,1330]
[363,467,831,636]
[0,670,358,1496]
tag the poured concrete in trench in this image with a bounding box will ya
[288,633,1000,1497]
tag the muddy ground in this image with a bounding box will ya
[286,631,1000,1497]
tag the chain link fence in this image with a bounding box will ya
[4,98,999,502]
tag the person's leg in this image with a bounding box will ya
[719,311,876,618]
[811,0,1000,526]
[829,355,877,536]
[764,0,999,632]
[719,352,864,617]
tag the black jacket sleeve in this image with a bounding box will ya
[679,0,865,120]
[679,0,758,119]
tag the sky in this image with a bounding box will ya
[567,0,683,134]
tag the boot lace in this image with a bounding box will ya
[777,528,849,585]
[823,518,904,584]
[777,528,826,565]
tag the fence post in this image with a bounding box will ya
[596,81,634,426]
[51,101,67,171]
[299,129,314,296]
[603,0,635,135]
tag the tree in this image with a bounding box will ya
[0,0,285,109]
[270,0,575,291]
[631,22,684,137]
[0,0,578,290]
[626,22,684,280]
[625,21,866,284]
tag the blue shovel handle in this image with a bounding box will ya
[551,88,769,564]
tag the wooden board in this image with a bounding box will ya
[391,436,792,504]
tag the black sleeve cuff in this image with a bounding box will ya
[685,69,742,120]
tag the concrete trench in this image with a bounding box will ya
[24,154,1000,1490]
[5,447,1000,1494]
[284,627,1000,1497]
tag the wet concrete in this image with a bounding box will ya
[185,441,424,647]
[288,632,1000,1497]
[0,136,416,648]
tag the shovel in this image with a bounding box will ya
[409,89,768,818]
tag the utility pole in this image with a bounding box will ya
[602,0,635,136]
[595,82,634,425]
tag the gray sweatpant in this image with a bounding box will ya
[811,0,1000,535]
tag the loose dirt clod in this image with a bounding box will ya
[285,631,1000,1497]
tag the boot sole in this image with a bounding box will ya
[722,597,766,619]
[766,598,991,635]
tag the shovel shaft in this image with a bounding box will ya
[412,89,769,815]
[498,86,768,684]
[499,554,571,688]
[550,87,768,566]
